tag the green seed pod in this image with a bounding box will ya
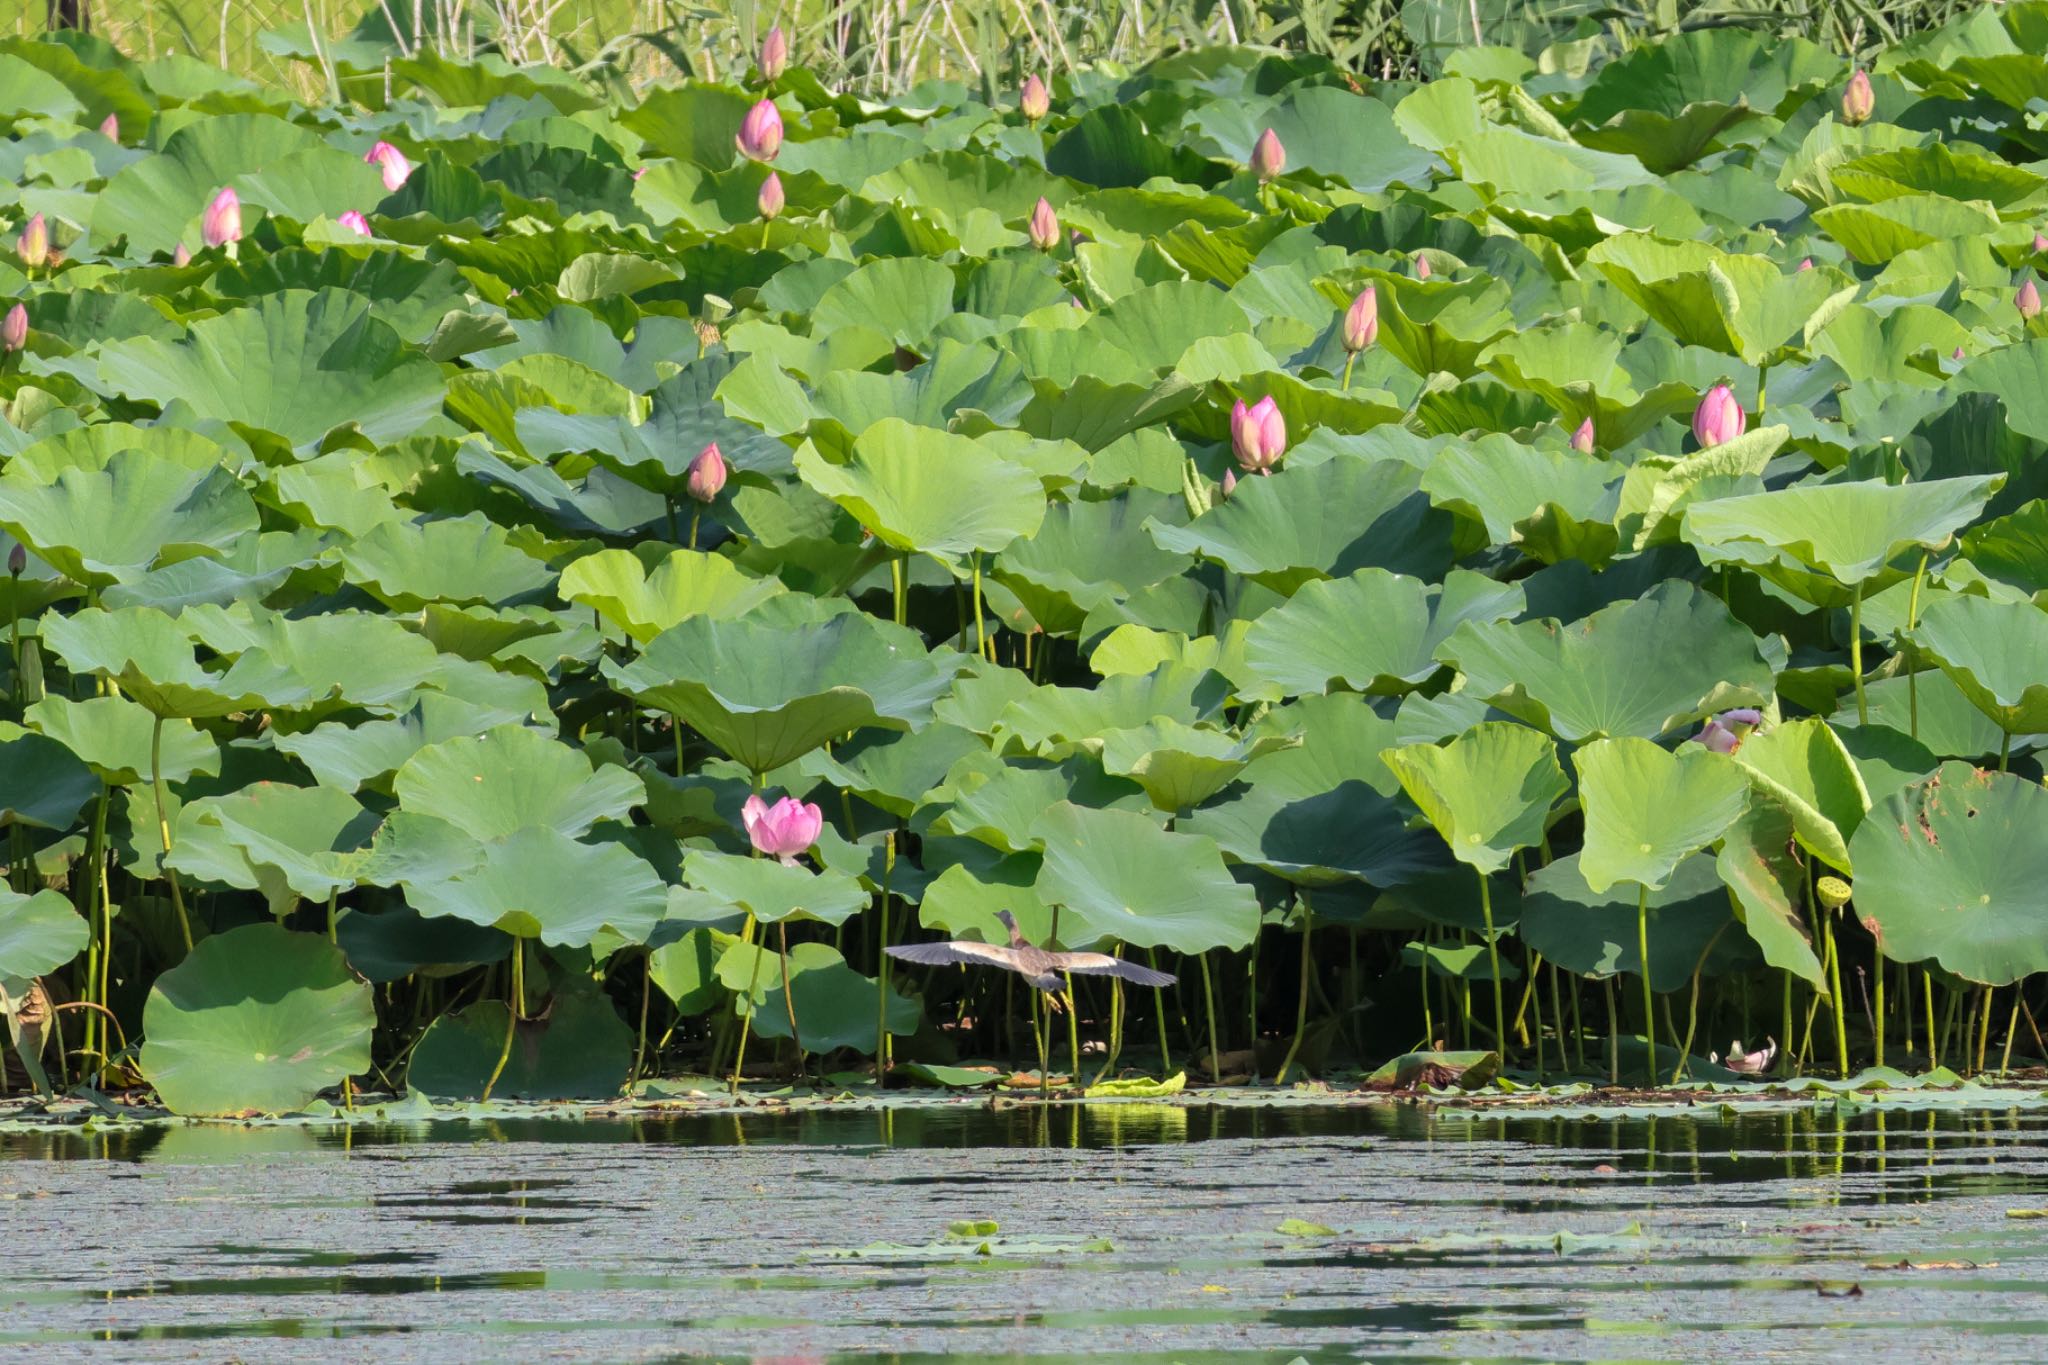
[1816,875,1852,910]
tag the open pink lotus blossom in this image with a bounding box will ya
[742,794,822,863]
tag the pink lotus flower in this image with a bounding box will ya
[1692,708,1762,754]
[1570,417,1596,454]
[759,25,788,82]
[365,141,412,192]
[686,443,727,503]
[1414,254,1432,280]
[201,186,241,247]
[1,303,25,355]
[1952,346,1966,362]
[1028,197,1060,252]
[1249,128,1284,182]
[1230,395,1286,475]
[17,213,48,270]
[743,793,822,863]
[338,210,372,237]
[1797,257,1814,271]
[1691,383,1745,448]
[737,99,784,162]
[1841,69,1874,126]
[2020,278,2042,321]
[1343,285,1377,352]
[2035,232,2048,254]
[757,171,785,221]
[1020,74,1050,122]
[99,113,118,141]
[1711,1038,1777,1074]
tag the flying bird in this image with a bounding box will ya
[886,911,1176,1011]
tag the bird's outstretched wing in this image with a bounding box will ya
[1057,953,1177,987]
[885,940,1016,970]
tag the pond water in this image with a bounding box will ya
[6,1099,2048,1361]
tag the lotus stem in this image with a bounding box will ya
[1341,352,1354,392]
[1603,975,1618,1085]
[1849,581,1868,726]
[1873,940,1886,1069]
[971,551,989,662]
[1031,985,1049,1100]
[1246,928,1260,1081]
[1477,869,1510,1063]
[1977,985,1995,1075]
[481,940,523,1102]
[1814,873,1850,1077]
[1148,947,1172,1074]
[1900,962,1913,1057]
[2000,731,2011,773]
[1063,971,1081,1088]
[665,495,678,544]
[1674,924,1728,1085]
[778,921,805,1076]
[890,553,907,625]
[1418,923,1436,1049]
[1548,962,1567,1078]
[634,949,653,1082]
[1199,951,1223,1086]
[729,912,761,1096]
[1925,969,1939,1070]
[1275,901,1312,1086]
[1636,883,1658,1085]
[876,831,895,1082]
[1754,361,1769,421]
[1905,552,1928,741]
[1512,950,1541,1047]
[2001,993,2021,1074]
[150,714,194,954]
[83,791,108,1080]
[688,505,701,551]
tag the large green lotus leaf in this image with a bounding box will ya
[1960,499,2048,600]
[274,695,526,796]
[1575,737,1750,893]
[1812,304,1975,387]
[407,992,630,1101]
[1915,595,2048,738]
[186,609,445,718]
[734,942,920,1056]
[1851,763,2048,986]
[1146,455,1456,594]
[602,610,965,773]
[796,724,983,821]
[915,859,1054,949]
[101,528,328,615]
[1812,195,2002,265]
[0,450,258,588]
[990,491,1192,637]
[812,338,1034,433]
[1716,798,1826,987]
[1029,802,1258,953]
[1575,100,1756,176]
[1831,670,2007,765]
[1096,720,1294,814]
[332,513,553,610]
[1379,723,1568,876]
[88,113,322,255]
[795,419,1045,558]
[94,289,447,449]
[1190,85,1438,192]
[1681,477,2001,602]
[808,256,958,350]
[169,784,382,904]
[648,926,724,1012]
[140,922,375,1117]
[0,727,99,832]
[931,752,1150,852]
[1420,437,1620,561]
[1587,238,1852,363]
[1521,852,1736,992]
[404,826,666,947]
[559,548,784,643]
[1957,341,2048,446]
[0,889,89,979]
[334,903,510,985]
[1448,125,1659,195]
[1243,568,1522,698]
[1728,718,1869,873]
[39,606,264,719]
[681,848,868,927]
[989,663,1228,756]
[518,364,796,489]
[1571,25,1836,123]
[1438,581,1774,742]
[1365,275,1516,379]
[393,725,644,843]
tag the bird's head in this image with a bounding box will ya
[993,909,1026,947]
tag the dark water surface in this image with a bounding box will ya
[6,1098,2048,1361]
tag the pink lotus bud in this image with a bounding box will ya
[1342,285,1377,352]
[758,25,788,82]
[99,112,118,141]
[2034,233,2048,254]
[1229,395,1286,474]
[1249,128,1284,182]
[16,213,48,270]
[201,186,241,248]
[1020,74,1050,122]
[173,242,192,267]
[1693,718,1739,754]
[736,99,783,162]
[1028,197,1060,252]
[1797,257,1814,271]
[757,171,785,221]
[1691,383,1746,449]
[7,541,24,577]
[1219,469,1236,500]
[1,303,24,355]
[1414,254,1432,280]
[365,141,412,192]
[1570,418,1596,454]
[1841,69,1874,126]
[2020,278,2043,321]
[742,793,822,863]
[337,210,372,237]
[1952,346,1966,362]
[686,442,727,503]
